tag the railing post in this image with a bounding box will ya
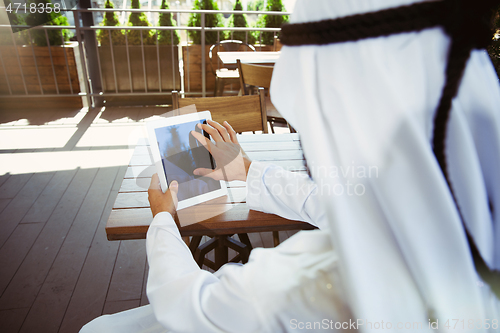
[201,12,206,97]
[79,0,104,107]
[74,10,93,108]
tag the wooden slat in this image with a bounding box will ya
[119,178,246,193]
[140,264,149,306]
[0,308,30,333]
[0,198,11,215]
[106,204,314,240]
[128,149,302,166]
[0,173,33,199]
[114,187,247,209]
[124,159,306,179]
[179,95,265,134]
[131,140,300,156]
[106,239,147,302]
[21,169,76,223]
[0,172,54,248]
[103,300,141,315]
[130,151,303,167]
[0,223,44,297]
[59,167,125,333]
[0,97,83,110]
[19,167,119,333]
[238,132,299,142]
[0,168,98,311]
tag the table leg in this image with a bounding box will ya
[238,233,253,251]
[273,231,280,247]
[214,236,228,270]
[189,236,202,254]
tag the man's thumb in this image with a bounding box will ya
[193,168,215,178]
[169,181,179,196]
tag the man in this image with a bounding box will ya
[82,0,500,331]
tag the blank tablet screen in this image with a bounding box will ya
[154,119,221,202]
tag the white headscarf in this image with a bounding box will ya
[272,0,500,327]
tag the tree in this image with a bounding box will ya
[227,0,255,44]
[158,0,180,45]
[25,0,71,46]
[127,0,154,45]
[187,0,224,44]
[97,0,125,46]
[257,0,288,45]
[247,0,264,12]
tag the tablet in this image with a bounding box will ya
[146,111,227,210]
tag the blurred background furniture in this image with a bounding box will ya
[237,59,293,133]
[209,40,256,97]
[172,88,268,134]
[217,51,281,66]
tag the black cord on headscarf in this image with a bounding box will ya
[280,0,500,298]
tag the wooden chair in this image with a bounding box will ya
[171,89,273,269]
[237,59,293,133]
[209,40,256,97]
[172,88,268,134]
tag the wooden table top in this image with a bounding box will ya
[105,133,315,241]
[217,51,281,66]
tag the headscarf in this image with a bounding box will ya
[271,0,500,327]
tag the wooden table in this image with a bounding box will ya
[106,133,315,268]
[217,51,281,66]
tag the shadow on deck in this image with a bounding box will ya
[0,106,296,333]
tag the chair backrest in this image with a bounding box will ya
[237,59,274,95]
[209,40,256,74]
[172,88,268,133]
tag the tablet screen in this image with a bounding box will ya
[154,119,221,202]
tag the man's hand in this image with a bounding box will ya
[148,174,178,218]
[190,120,252,182]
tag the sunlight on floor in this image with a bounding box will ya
[0,149,133,175]
[0,127,78,150]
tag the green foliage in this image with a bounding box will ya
[247,0,264,11]
[24,0,71,46]
[256,0,288,45]
[127,0,154,45]
[187,0,224,44]
[97,0,125,46]
[227,0,255,44]
[158,0,180,45]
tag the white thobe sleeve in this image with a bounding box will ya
[145,212,262,333]
[245,161,326,229]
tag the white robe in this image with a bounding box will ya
[82,0,500,331]
[271,0,500,330]
[80,162,344,333]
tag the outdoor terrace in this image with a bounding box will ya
[0,106,296,333]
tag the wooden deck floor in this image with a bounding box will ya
[0,106,297,333]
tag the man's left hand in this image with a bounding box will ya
[148,174,178,218]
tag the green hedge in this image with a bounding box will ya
[256,0,288,45]
[227,0,255,44]
[187,0,224,44]
[158,0,180,45]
